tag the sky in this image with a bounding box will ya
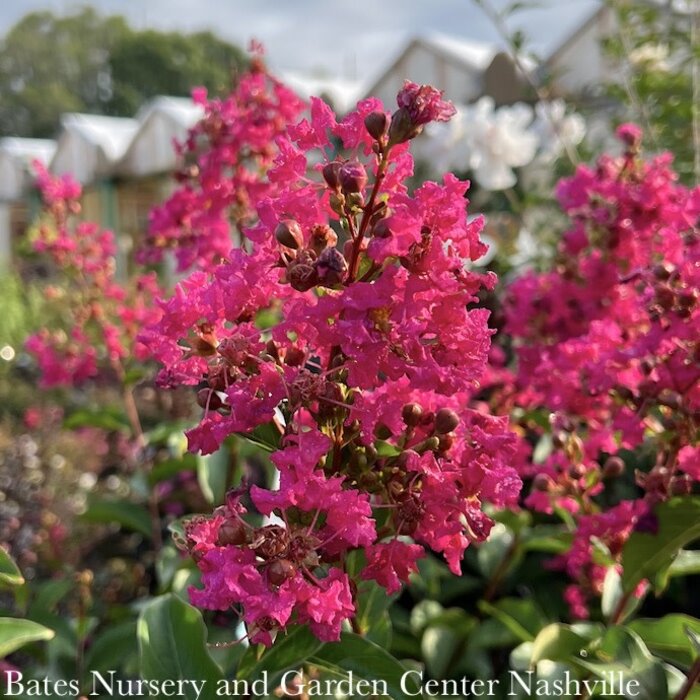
[0,0,601,86]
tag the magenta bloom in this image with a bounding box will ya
[396,80,456,126]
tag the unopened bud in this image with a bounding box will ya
[322,161,342,190]
[603,456,625,479]
[533,473,552,492]
[339,160,367,194]
[275,220,304,249]
[652,263,675,281]
[284,347,305,366]
[197,388,223,411]
[401,403,423,427]
[388,107,422,145]
[364,111,388,140]
[434,408,460,434]
[373,219,392,239]
[267,558,295,586]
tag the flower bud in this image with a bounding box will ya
[652,262,675,281]
[339,160,367,194]
[373,219,392,239]
[401,403,423,427]
[364,111,388,140]
[267,558,296,586]
[284,347,305,366]
[434,408,460,434]
[275,220,303,249]
[603,456,625,479]
[197,388,223,411]
[322,161,342,190]
[533,473,552,492]
[388,107,419,145]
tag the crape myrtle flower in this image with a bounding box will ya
[145,78,520,644]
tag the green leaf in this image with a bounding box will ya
[622,497,700,594]
[0,617,55,657]
[530,623,589,665]
[478,598,547,643]
[355,580,395,638]
[629,615,700,669]
[138,594,222,700]
[242,422,281,452]
[237,625,323,688]
[660,549,700,589]
[82,497,152,538]
[311,632,421,700]
[86,620,138,674]
[149,453,198,485]
[28,578,73,616]
[64,407,130,432]
[577,627,667,700]
[0,548,23,588]
[197,448,231,505]
[374,440,401,457]
[421,625,459,679]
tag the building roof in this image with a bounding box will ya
[57,113,140,162]
[280,71,362,114]
[135,96,204,129]
[0,137,57,201]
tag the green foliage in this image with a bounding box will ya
[602,1,696,183]
[0,617,55,657]
[138,595,223,700]
[0,8,246,137]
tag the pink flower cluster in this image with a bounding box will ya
[26,164,161,388]
[140,47,306,273]
[146,81,520,643]
[503,125,700,616]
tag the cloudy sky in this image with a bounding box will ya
[0,0,601,84]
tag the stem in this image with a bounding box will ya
[347,149,390,282]
[483,534,520,602]
[610,589,633,625]
[112,359,163,555]
[675,655,700,700]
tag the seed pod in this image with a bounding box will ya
[316,247,348,287]
[217,519,248,546]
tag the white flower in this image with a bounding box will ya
[531,100,586,163]
[628,43,670,72]
[462,97,538,191]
